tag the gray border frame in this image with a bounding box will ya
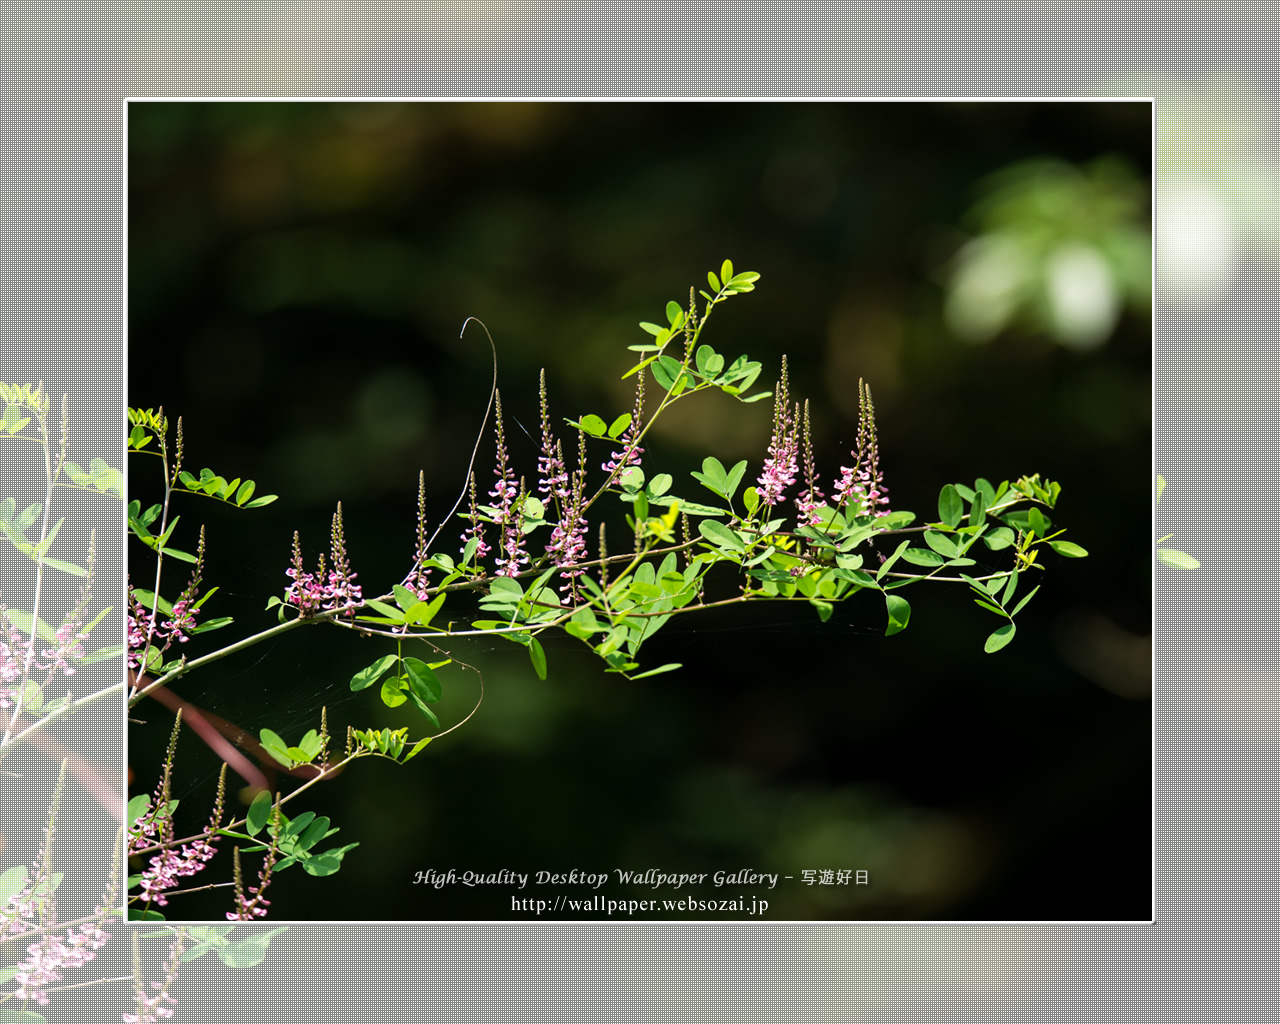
[3,5,1272,1019]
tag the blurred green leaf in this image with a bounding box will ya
[1157,548,1200,569]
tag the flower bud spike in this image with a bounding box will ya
[794,398,824,528]
[537,369,569,509]
[756,357,799,508]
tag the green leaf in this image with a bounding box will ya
[215,941,269,969]
[742,486,759,515]
[245,495,279,508]
[348,655,396,696]
[258,729,293,767]
[693,456,727,490]
[970,489,987,529]
[297,730,324,759]
[984,623,1017,653]
[938,485,963,529]
[32,555,88,577]
[639,321,664,336]
[900,547,945,567]
[607,412,632,439]
[698,519,744,552]
[695,344,725,378]
[245,791,273,836]
[392,584,419,612]
[4,608,58,643]
[1010,585,1041,618]
[380,676,408,708]
[362,599,405,622]
[300,843,358,877]
[884,594,911,636]
[666,299,682,324]
[0,865,29,903]
[1157,548,1200,569]
[1027,507,1049,538]
[983,527,1016,551]
[190,616,233,635]
[810,598,834,622]
[922,531,961,559]
[0,1005,45,1022]
[1002,571,1019,606]
[402,658,442,704]
[488,576,524,600]
[528,635,548,680]
[723,460,747,502]
[125,794,151,831]
[1156,474,1167,503]
[578,414,606,437]
[876,539,911,582]
[1049,540,1089,558]
[406,689,440,727]
[630,662,682,679]
[15,503,39,531]
[650,355,687,393]
[720,259,734,284]
[649,497,727,516]
[234,479,256,505]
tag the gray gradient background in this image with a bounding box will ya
[1,2,1275,1021]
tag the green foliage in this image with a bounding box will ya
[944,156,1150,350]
[155,925,290,969]
[1155,474,1200,569]
[121,261,1094,926]
[176,467,277,507]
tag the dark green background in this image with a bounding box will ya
[127,101,1151,921]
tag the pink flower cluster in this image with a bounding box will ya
[2,874,112,1008]
[228,845,276,921]
[127,527,205,675]
[130,829,220,908]
[757,356,799,508]
[128,790,223,909]
[832,378,890,519]
[537,369,571,504]
[400,471,434,601]
[534,380,590,595]
[122,930,184,1022]
[126,594,196,675]
[793,401,826,527]
[546,467,589,595]
[484,391,529,578]
[3,601,89,708]
[8,920,112,1006]
[751,364,890,530]
[122,983,178,1023]
[284,503,363,617]
[461,471,492,563]
[0,603,33,705]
